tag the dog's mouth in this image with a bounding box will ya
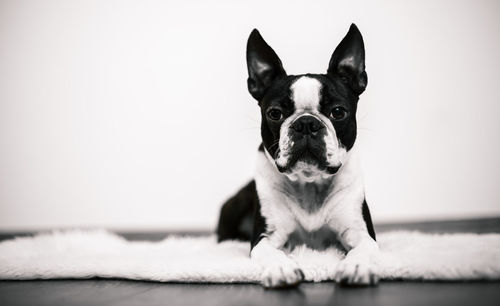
[294,149,322,166]
[276,144,340,175]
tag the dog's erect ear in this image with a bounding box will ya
[246,29,286,101]
[327,24,367,95]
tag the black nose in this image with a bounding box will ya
[290,116,324,135]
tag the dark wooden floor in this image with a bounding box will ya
[1,218,500,306]
[1,280,500,306]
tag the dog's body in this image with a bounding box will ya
[217,24,380,288]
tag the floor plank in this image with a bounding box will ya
[1,280,499,306]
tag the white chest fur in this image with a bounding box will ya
[254,148,365,245]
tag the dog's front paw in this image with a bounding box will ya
[335,257,379,286]
[260,258,304,288]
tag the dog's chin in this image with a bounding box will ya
[276,152,341,182]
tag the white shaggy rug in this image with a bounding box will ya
[0,230,499,283]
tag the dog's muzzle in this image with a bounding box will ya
[280,115,331,170]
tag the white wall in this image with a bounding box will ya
[1,0,499,231]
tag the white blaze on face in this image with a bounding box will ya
[274,76,346,179]
[290,76,322,110]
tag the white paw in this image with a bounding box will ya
[260,258,304,288]
[335,257,379,286]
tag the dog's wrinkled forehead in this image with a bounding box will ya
[290,76,322,112]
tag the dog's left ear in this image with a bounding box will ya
[246,29,286,101]
[327,24,367,95]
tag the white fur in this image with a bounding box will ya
[1,230,499,282]
[250,237,303,287]
[256,144,377,285]
[256,147,364,234]
[290,76,322,110]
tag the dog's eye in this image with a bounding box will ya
[330,107,348,121]
[267,108,283,121]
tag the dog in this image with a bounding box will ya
[216,24,379,288]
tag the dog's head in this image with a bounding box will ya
[247,24,367,182]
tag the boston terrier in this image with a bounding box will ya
[216,24,379,288]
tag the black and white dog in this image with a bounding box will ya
[217,24,379,288]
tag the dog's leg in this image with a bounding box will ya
[334,227,380,285]
[216,181,258,242]
[328,198,380,285]
[251,170,304,288]
[323,161,380,285]
[251,234,304,288]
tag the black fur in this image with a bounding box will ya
[216,180,258,242]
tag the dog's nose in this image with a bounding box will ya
[290,116,324,135]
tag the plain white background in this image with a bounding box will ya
[1,0,499,231]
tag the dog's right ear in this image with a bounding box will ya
[246,29,286,101]
[327,24,367,95]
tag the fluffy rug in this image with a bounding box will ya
[0,230,499,283]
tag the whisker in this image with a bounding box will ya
[267,141,280,153]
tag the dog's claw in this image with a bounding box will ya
[261,263,304,288]
[295,268,305,280]
[335,258,378,286]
